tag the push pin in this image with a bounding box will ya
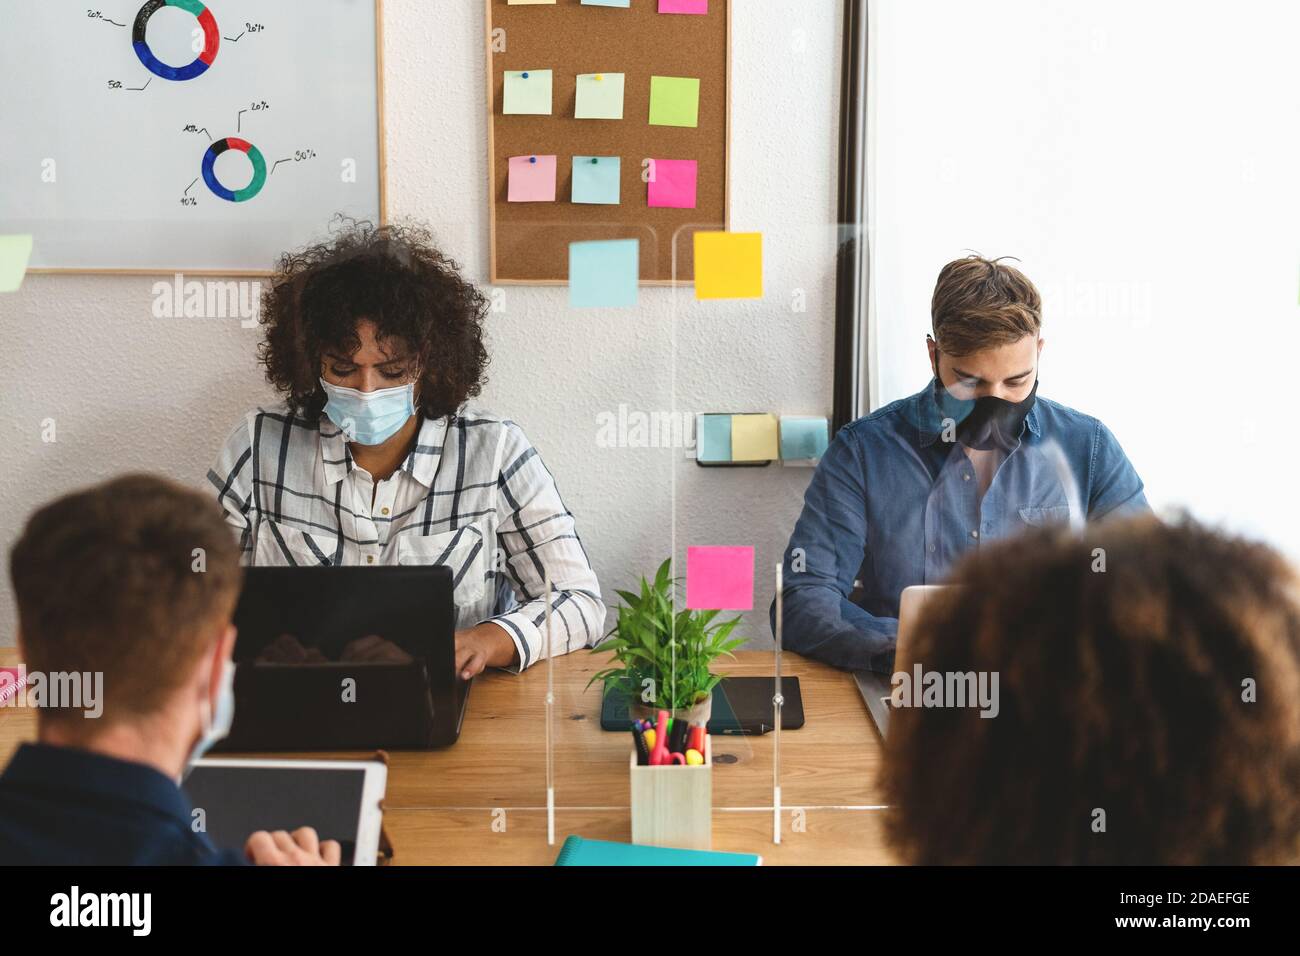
[529,156,537,164]
[595,74,604,81]
[522,71,530,79]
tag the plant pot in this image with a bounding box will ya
[630,693,713,727]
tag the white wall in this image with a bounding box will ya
[0,1,843,647]
[871,0,1300,557]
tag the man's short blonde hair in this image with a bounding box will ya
[931,255,1042,356]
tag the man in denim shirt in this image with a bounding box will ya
[773,256,1147,672]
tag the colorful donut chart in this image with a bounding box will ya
[202,138,267,202]
[133,0,220,82]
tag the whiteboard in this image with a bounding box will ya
[0,0,385,273]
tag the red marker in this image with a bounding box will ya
[650,709,671,766]
[688,724,705,756]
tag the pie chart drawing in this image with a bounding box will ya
[202,138,267,202]
[133,0,220,81]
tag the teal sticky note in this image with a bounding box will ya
[572,156,621,205]
[582,0,631,8]
[0,235,34,293]
[503,69,553,115]
[780,417,830,460]
[698,415,732,463]
[570,239,639,308]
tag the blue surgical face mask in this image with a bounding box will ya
[320,378,416,446]
[183,658,236,778]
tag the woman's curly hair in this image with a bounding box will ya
[882,515,1300,865]
[257,219,489,421]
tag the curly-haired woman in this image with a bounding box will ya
[881,515,1300,864]
[207,221,604,678]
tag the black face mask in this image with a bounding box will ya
[931,350,1038,451]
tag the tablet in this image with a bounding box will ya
[183,758,388,866]
[600,676,805,734]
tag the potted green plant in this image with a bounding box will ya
[589,558,744,723]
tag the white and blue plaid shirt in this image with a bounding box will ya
[207,403,605,671]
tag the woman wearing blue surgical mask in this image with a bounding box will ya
[208,220,606,679]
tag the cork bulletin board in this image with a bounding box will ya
[485,0,731,285]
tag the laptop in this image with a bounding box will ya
[852,585,949,738]
[215,565,470,751]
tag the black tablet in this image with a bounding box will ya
[183,758,388,866]
[600,676,804,734]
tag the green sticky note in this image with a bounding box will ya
[572,156,621,205]
[503,70,553,115]
[575,72,625,119]
[0,235,34,293]
[697,415,732,463]
[649,76,700,127]
[570,239,639,308]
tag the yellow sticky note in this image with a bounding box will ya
[694,232,762,299]
[731,414,779,462]
[0,235,34,293]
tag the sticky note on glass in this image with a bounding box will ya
[697,414,732,463]
[647,159,698,209]
[660,0,708,12]
[583,0,631,7]
[694,232,763,299]
[649,76,700,128]
[686,546,754,611]
[575,72,625,119]
[570,239,639,308]
[503,70,553,115]
[572,156,621,205]
[731,414,779,462]
[780,417,830,461]
[0,235,34,293]
[507,155,557,202]
[0,665,26,706]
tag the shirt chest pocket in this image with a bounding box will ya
[1018,505,1073,528]
[254,520,338,566]
[395,522,488,606]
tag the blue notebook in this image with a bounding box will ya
[554,836,761,866]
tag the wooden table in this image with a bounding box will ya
[0,649,897,864]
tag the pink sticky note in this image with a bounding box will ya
[507,155,557,202]
[660,0,708,13]
[647,159,698,209]
[0,665,25,706]
[686,546,754,610]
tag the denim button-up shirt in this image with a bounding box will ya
[773,382,1148,672]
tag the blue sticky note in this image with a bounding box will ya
[570,239,639,308]
[698,415,732,463]
[582,0,631,6]
[572,156,621,205]
[780,417,830,460]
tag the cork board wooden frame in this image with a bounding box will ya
[485,0,731,285]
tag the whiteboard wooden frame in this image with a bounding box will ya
[484,0,732,287]
[27,0,388,278]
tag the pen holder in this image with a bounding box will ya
[629,735,712,850]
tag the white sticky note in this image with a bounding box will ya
[503,70,553,115]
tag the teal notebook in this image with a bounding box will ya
[554,836,761,866]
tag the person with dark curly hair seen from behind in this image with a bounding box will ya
[882,516,1300,865]
[208,220,605,678]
